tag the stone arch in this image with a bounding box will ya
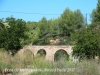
[36,49,46,57]
[54,49,69,61]
[17,45,73,62]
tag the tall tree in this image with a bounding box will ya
[0,17,28,54]
[32,17,50,45]
[26,21,38,44]
[59,8,74,36]
[57,8,85,44]
[59,8,84,37]
[73,9,85,30]
[91,0,100,24]
[73,28,100,59]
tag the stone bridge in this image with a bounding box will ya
[18,45,73,61]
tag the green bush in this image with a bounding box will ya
[0,61,12,74]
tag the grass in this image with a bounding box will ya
[0,49,100,75]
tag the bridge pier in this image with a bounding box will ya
[45,54,54,62]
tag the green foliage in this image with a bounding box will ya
[0,61,12,74]
[73,0,100,59]
[37,49,46,56]
[0,17,28,54]
[26,21,38,44]
[73,28,100,59]
[0,22,10,30]
[32,17,52,45]
[54,50,69,61]
[31,8,85,45]
[91,0,100,24]
[0,61,12,69]
[0,7,85,53]
[59,8,84,37]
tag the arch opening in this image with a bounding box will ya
[54,49,69,62]
[23,49,34,65]
[23,49,34,58]
[37,49,46,57]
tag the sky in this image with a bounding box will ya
[0,0,98,24]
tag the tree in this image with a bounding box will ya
[91,0,100,24]
[49,19,60,38]
[59,8,74,36]
[58,8,85,44]
[0,22,10,30]
[0,17,28,55]
[73,9,85,30]
[74,0,100,59]
[73,28,100,59]
[32,17,51,45]
[26,21,38,44]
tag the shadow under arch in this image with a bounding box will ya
[37,49,46,57]
[54,49,69,62]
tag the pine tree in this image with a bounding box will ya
[91,0,100,24]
